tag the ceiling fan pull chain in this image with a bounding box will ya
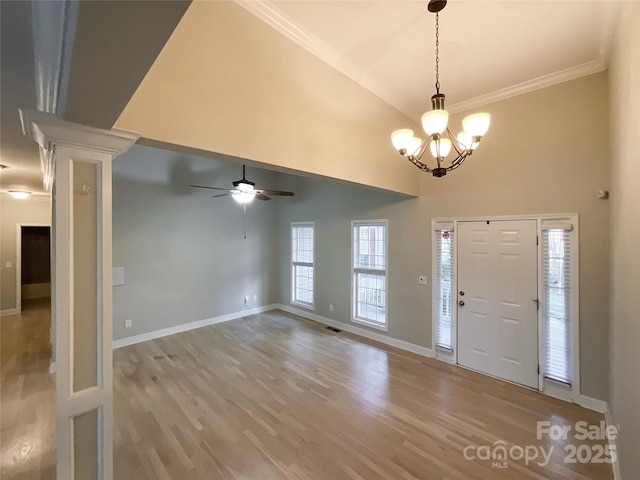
[243,203,247,239]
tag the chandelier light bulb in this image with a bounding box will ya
[462,113,491,137]
[391,129,415,151]
[421,109,449,136]
[457,131,479,151]
[408,137,422,156]
[429,138,452,159]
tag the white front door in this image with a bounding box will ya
[457,220,538,388]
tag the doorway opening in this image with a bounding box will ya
[18,225,52,311]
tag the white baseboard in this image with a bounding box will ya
[578,394,608,413]
[604,408,622,480]
[1,308,19,317]
[113,304,279,349]
[277,304,434,358]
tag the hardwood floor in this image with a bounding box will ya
[113,311,613,480]
[1,299,55,480]
[2,306,613,479]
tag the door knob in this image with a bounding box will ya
[459,300,465,306]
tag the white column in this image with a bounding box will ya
[20,109,139,480]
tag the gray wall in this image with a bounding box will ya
[608,2,640,477]
[112,146,279,340]
[0,194,51,312]
[276,176,429,346]
[276,72,611,402]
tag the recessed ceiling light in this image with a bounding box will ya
[9,191,31,200]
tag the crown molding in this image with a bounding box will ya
[237,1,611,118]
[19,109,139,157]
[446,61,606,114]
[234,0,416,119]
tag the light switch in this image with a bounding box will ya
[418,275,428,285]
[113,266,125,286]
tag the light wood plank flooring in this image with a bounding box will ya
[113,310,612,480]
[1,299,55,480]
[2,306,613,479]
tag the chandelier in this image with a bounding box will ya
[391,0,491,177]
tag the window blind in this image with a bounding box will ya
[435,226,454,350]
[542,227,573,385]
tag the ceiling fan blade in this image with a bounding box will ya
[211,193,230,198]
[191,184,232,192]
[258,189,294,196]
[255,193,272,201]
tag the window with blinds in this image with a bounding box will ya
[542,224,574,385]
[291,222,314,308]
[434,225,455,350]
[352,220,388,330]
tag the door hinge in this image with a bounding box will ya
[538,364,540,374]
[536,236,539,245]
[532,298,539,310]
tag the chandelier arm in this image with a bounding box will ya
[448,151,472,171]
[445,127,464,156]
[406,155,433,173]
[414,137,430,160]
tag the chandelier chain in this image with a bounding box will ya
[435,12,440,94]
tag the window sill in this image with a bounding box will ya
[291,301,314,311]
[351,317,388,332]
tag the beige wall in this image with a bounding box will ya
[114,0,419,197]
[419,72,611,401]
[608,2,640,477]
[0,194,51,312]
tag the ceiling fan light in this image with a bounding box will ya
[421,109,448,136]
[391,129,414,151]
[232,191,256,204]
[462,112,491,137]
[9,190,31,199]
[429,138,452,159]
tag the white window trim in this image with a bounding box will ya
[431,213,580,404]
[290,221,315,310]
[351,219,389,332]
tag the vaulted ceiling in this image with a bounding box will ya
[0,0,623,195]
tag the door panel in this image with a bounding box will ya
[458,223,493,374]
[458,220,538,388]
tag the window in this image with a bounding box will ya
[542,223,575,385]
[351,220,388,330]
[291,222,314,308]
[434,224,455,351]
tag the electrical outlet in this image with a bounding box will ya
[244,296,249,305]
[329,304,334,312]
[125,319,132,328]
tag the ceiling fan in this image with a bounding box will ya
[190,165,294,204]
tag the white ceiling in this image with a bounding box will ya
[239,0,620,119]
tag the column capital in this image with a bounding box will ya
[19,109,139,157]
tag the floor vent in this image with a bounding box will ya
[326,326,342,333]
